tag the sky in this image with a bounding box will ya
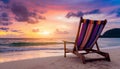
[0,0,120,38]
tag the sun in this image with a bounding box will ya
[41,31,50,35]
[42,31,50,35]
[37,30,53,38]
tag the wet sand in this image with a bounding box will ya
[0,48,120,69]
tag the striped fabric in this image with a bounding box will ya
[76,19,106,50]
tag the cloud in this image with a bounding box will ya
[0,22,12,26]
[1,12,8,17]
[39,15,46,20]
[66,9,101,18]
[39,11,46,14]
[27,12,46,24]
[85,9,101,14]
[1,12,9,21]
[0,1,12,26]
[11,2,46,24]
[110,8,120,17]
[11,30,19,32]
[1,0,10,4]
[11,3,29,22]
[66,11,84,18]
[0,27,23,33]
[29,11,46,21]
[29,12,37,17]
[0,27,9,32]
[11,29,23,33]
[55,29,69,34]
[32,28,39,32]
[0,12,12,26]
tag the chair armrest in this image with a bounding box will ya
[63,40,75,51]
[63,40,75,44]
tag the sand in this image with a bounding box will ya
[0,48,120,69]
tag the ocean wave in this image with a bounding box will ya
[0,47,63,53]
[0,42,63,46]
[0,42,64,53]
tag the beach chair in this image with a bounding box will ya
[63,17,111,64]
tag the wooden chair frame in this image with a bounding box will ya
[63,17,111,64]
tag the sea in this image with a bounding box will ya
[0,38,120,53]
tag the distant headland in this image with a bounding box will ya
[101,28,120,38]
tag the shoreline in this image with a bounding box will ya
[0,47,120,69]
[0,46,120,62]
[0,49,63,63]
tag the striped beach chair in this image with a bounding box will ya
[63,17,111,64]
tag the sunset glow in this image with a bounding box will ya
[40,31,50,35]
[0,0,120,38]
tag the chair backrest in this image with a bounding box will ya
[74,17,107,51]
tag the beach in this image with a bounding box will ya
[0,0,120,69]
[0,47,120,69]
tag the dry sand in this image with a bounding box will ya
[0,48,120,69]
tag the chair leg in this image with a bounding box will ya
[74,52,86,64]
[103,53,111,61]
[64,41,66,57]
[81,55,86,64]
[91,49,111,61]
[94,42,110,61]
[97,52,110,61]
[64,50,66,57]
